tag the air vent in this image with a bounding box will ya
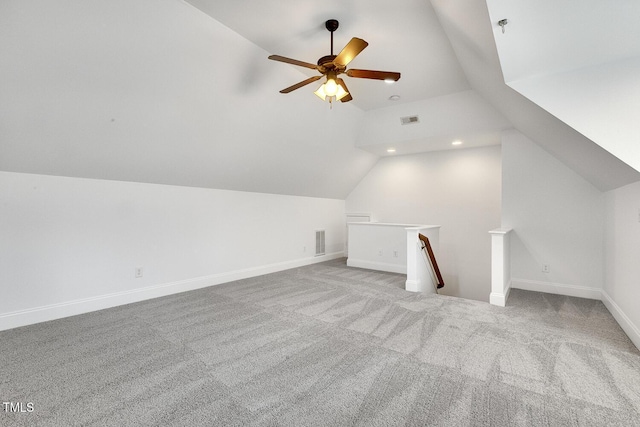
[315,230,326,256]
[400,115,420,125]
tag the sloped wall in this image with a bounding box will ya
[507,58,640,173]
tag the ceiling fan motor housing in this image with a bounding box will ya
[317,55,344,74]
[317,55,337,66]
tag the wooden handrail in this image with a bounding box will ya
[418,233,445,289]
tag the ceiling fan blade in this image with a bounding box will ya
[346,69,401,81]
[334,38,368,67]
[268,55,318,70]
[337,78,353,102]
[279,75,322,93]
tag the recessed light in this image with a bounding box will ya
[452,140,463,146]
[388,95,400,101]
[384,79,396,84]
[387,148,396,153]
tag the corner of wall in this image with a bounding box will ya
[601,290,640,350]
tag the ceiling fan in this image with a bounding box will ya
[268,19,401,104]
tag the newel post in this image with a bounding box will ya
[489,228,512,306]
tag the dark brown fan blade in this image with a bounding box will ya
[337,78,353,102]
[346,69,401,81]
[268,55,318,70]
[334,38,368,67]
[279,75,322,93]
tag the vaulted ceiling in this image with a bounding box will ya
[1,0,638,198]
[186,0,471,112]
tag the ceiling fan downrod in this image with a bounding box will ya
[325,19,339,55]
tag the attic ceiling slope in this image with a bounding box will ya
[487,0,640,175]
[0,0,377,199]
[430,0,640,191]
[184,0,471,111]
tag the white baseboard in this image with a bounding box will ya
[601,290,640,350]
[511,278,601,300]
[490,288,511,307]
[405,279,437,294]
[0,252,344,332]
[405,279,419,292]
[346,258,406,274]
[490,281,511,307]
[510,279,639,351]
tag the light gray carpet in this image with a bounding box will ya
[1,258,639,426]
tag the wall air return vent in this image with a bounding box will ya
[315,230,326,256]
[400,115,420,125]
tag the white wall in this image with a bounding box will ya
[604,180,640,348]
[347,222,424,274]
[0,171,345,330]
[501,130,604,297]
[346,145,502,302]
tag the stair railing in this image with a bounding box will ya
[418,233,445,292]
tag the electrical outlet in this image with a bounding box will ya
[135,266,143,278]
[393,250,398,258]
[542,264,550,274]
[378,249,383,256]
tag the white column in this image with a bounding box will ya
[489,228,512,306]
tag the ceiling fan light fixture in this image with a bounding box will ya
[314,84,328,100]
[324,77,339,97]
[314,73,349,102]
[334,84,349,101]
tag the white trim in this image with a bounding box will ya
[345,212,372,221]
[405,279,437,294]
[405,279,420,292]
[511,278,602,300]
[488,228,513,235]
[490,281,511,307]
[601,290,640,350]
[346,258,406,274]
[0,252,344,332]
[348,222,439,229]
